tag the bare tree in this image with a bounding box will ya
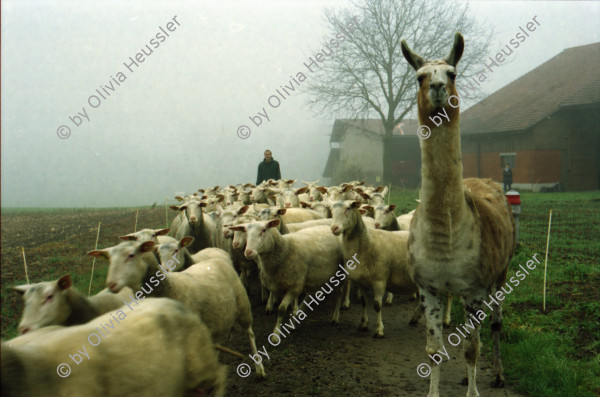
[306,0,493,185]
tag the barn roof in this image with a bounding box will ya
[461,41,600,135]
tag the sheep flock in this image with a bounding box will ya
[3,178,429,397]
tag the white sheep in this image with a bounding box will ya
[232,220,346,336]
[170,199,216,254]
[330,200,421,338]
[119,227,176,244]
[155,236,230,272]
[2,297,226,397]
[88,240,265,378]
[300,201,332,218]
[13,275,133,335]
[257,207,323,234]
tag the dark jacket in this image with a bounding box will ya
[503,168,513,183]
[256,159,281,184]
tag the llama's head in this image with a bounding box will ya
[401,33,464,116]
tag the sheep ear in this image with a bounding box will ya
[401,39,425,71]
[155,228,170,236]
[180,236,194,248]
[169,205,182,211]
[12,284,31,294]
[139,241,155,253]
[267,219,280,228]
[363,205,374,211]
[277,208,287,215]
[299,201,311,208]
[88,249,110,259]
[217,195,225,202]
[350,201,362,209]
[229,225,246,232]
[389,204,397,211]
[119,233,137,241]
[358,208,367,215]
[317,186,328,194]
[342,185,353,193]
[175,196,184,202]
[238,205,249,215]
[57,275,72,291]
[198,189,205,193]
[200,202,207,208]
[296,187,308,195]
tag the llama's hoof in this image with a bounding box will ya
[443,322,451,329]
[330,319,339,326]
[409,319,419,326]
[341,304,350,311]
[384,301,393,307]
[358,323,369,332]
[491,375,505,388]
[373,332,384,339]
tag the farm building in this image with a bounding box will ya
[322,118,421,186]
[323,41,600,191]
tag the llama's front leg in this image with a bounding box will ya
[373,282,386,338]
[489,292,505,388]
[342,280,352,309]
[273,292,296,336]
[443,293,453,327]
[358,286,369,331]
[463,294,487,397]
[420,288,444,397]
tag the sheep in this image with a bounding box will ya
[12,275,133,334]
[267,187,309,209]
[303,181,328,202]
[231,220,346,336]
[330,200,421,338]
[2,297,226,397]
[258,207,324,234]
[300,201,332,218]
[286,218,333,233]
[88,240,265,378]
[250,186,277,205]
[323,185,352,206]
[119,227,176,245]
[170,199,216,254]
[155,236,230,272]
[199,185,220,197]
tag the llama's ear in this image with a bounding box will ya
[401,39,425,71]
[444,33,464,67]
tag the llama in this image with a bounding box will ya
[401,33,516,397]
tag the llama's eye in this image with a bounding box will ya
[417,75,425,84]
[448,71,456,80]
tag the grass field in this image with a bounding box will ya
[1,190,599,396]
[390,189,600,397]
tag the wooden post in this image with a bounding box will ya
[134,210,139,232]
[543,209,552,312]
[88,222,102,296]
[21,247,29,284]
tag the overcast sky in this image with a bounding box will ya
[2,0,598,207]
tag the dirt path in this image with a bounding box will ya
[222,277,527,396]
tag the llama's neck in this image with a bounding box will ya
[419,111,467,219]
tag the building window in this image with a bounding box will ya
[500,153,516,168]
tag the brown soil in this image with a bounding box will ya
[1,208,527,396]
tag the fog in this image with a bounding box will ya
[1,0,598,207]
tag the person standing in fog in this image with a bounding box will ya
[256,149,281,185]
[503,164,513,192]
